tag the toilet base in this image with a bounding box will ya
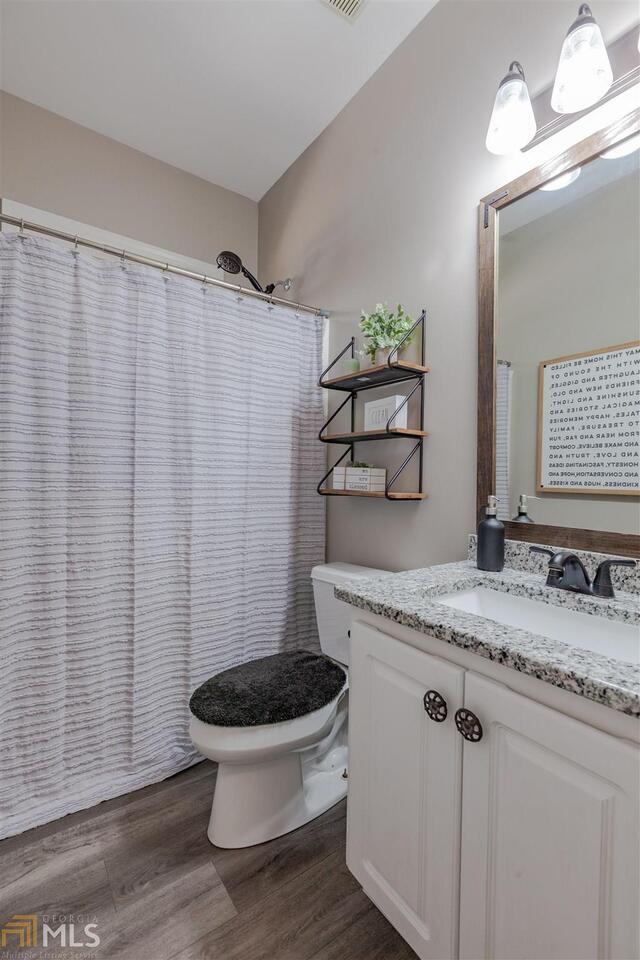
[208,743,348,848]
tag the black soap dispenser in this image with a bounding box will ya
[477,495,505,572]
[512,494,535,524]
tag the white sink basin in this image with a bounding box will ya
[436,587,639,664]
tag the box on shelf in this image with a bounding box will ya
[363,395,408,432]
[333,466,387,492]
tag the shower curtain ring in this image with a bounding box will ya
[72,236,79,257]
[236,283,244,302]
[19,219,24,235]
[163,262,170,280]
[120,249,127,267]
[202,275,208,292]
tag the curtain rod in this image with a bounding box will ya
[0,213,330,318]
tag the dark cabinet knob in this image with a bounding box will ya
[455,708,483,742]
[424,689,447,723]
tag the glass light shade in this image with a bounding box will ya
[551,7,613,114]
[601,133,640,160]
[485,66,536,155]
[539,167,581,191]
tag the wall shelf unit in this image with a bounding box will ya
[319,489,427,501]
[320,427,428,444]
[320,360,430,392]
[317,309,428,501]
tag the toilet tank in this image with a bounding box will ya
[311,562,389,666]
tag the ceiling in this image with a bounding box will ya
[0,0,436,201]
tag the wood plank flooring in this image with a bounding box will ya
[0,761,415,960]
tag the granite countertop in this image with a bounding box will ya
[336,560,640,717]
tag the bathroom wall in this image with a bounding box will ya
[258,0,639,571]
[0,91,258,272]
[498,171,640,536]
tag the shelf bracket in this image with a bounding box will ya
[388,309,426,368]
[386,377,424,433]
[319,336,355,387]
[385,440,423,500]
[317,444,354,496]
[318,392,356,443]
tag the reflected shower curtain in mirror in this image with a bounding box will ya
[495,360,512,521]
[0,233,325,839]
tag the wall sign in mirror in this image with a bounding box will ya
[537,342,640,496]
[478,109,640,558]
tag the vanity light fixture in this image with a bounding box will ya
[551,4,613,114]
[485,61,537,156]
[600,133,640,160]
[539,167,581,191]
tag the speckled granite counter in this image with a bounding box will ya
[336,560,640,717]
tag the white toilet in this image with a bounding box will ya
[189,561,386,849]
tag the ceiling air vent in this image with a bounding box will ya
[322,0,367,22]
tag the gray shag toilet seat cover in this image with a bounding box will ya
[189,650,347,727]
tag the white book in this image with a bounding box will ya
[346,479,387,492]
[346,467,386,480]
[364,395,408,432]
[332,467,346,490]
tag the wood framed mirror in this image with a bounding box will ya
[477,108,640,558]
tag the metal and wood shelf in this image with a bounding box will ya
[317,310,428,501]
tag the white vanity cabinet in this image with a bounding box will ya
[458,672,640,960]
[347,621,465,960]
[346,621,640,960]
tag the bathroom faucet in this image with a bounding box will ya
[591,558,636,599]
[530,547,593,595]
[529,547,636,599]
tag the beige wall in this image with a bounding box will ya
[258,0,639,571]
[1,2,637,573]
[0,91,258,272]
[498,172,640,536]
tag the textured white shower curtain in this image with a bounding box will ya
[495,361,512,521]
[0,232,326,839]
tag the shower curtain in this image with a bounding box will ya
[495,361,513,521]
[0,232,325,839]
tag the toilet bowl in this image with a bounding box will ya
[189,562,387,849]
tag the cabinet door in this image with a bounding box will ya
[459,672,640,960]
[347,621,465,960]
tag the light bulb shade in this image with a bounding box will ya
[539,167,581,191]
[486,62,536,155]
[600,133,640,160]
[551,5,613,114]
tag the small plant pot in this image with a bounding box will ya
[342,357,361,375]
[376,345,404,365]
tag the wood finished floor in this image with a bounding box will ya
[0,761,415,960]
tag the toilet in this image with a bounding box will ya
[189,561,387,849]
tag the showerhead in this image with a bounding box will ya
[216,250,263,292]
[216,250,242,275]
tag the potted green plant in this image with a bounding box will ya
[359,303,414,365]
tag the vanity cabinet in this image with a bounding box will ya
[459,672,639,960]
[347,621,640,960]
[347,621,465,960]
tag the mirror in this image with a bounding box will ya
[478,113,640,556]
